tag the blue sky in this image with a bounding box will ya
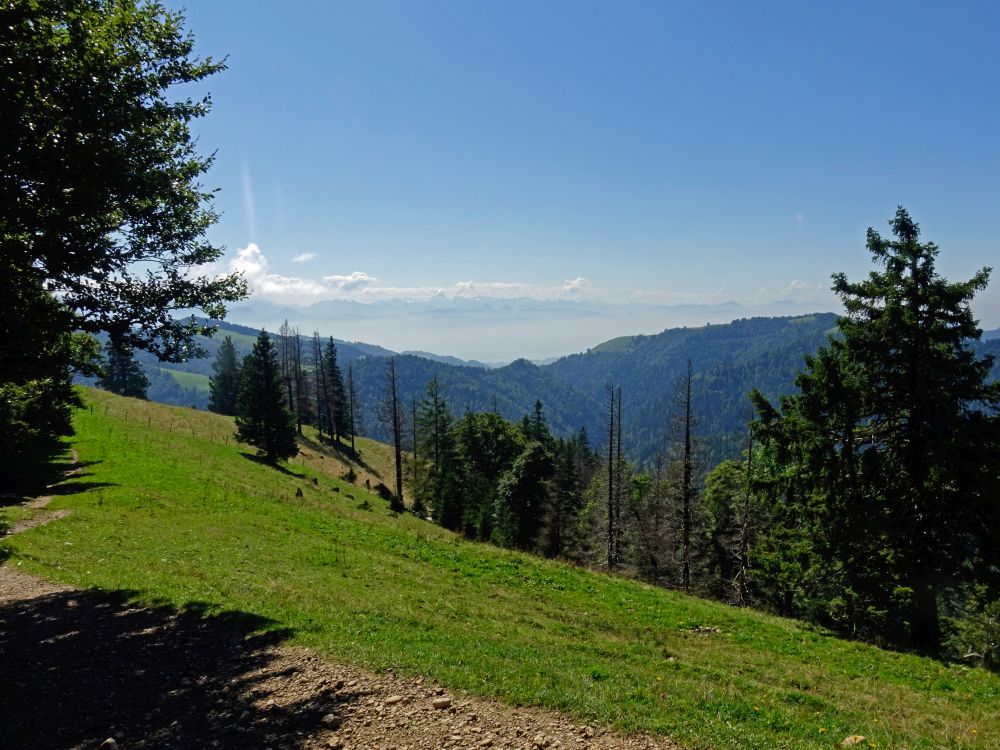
[177,1,999,357]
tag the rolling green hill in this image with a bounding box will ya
[2,388,997,750]
[159,367,210,393]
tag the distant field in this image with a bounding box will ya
[591,336,635,353]
[2,388,997,750]
[160,367,211,393]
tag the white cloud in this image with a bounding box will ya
[322,271,379,292]
[227,245,596,306]
[561,277,591,296]
[227,243,333,304]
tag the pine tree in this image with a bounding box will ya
[753,207,1000,650]
[97,341,149,399]
[415,377,460,528]
[323,338,348,440]
[543,434,593,559]
[235,330,298,463]
[311,332,328,441]
[380,358,405,512]
[208,336,241,415]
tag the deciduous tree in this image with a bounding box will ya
[1,0,245,483]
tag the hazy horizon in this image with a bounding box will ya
[177,1,999,356]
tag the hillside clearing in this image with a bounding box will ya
[1,388,997,750]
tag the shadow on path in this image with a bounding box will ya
[0,575,357,749]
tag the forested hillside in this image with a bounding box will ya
[137,312,1000,466]
[129,313,843,462]
[547,314,840,463]
[349,355,602,441]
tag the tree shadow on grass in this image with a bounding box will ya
[0,577,359,750]
[239,452,306,478]
[1,456,113,506]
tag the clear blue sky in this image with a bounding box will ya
[176,1,1000,350]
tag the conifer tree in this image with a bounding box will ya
[415,377,460,527]
[380,358,405,511]
[311,332,328,441]
[493,441,554,550]
[97,341,148,399]
[753,207,1000,650]
[323,338,348,440]
[208,335,241,415]
[235,330,298,463]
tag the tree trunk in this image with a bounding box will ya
[910,577,941,653]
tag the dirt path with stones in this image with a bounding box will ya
[2,450,81,536]
[0,565,681,750]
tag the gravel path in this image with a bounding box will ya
[0,565,680,750]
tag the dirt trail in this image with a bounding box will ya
[2,450,80,536]
[0,566,680,750]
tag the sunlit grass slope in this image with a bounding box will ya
[159,367,211,393]
[4,388,997,750]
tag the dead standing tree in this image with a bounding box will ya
[604,383,624,571]
[672,359,700,594]
[380,358,405,512]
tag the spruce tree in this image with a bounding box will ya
[97,341,149,399]
[208,336,241,415]
[753,207,1000,651]
[415,377,460,528]
[235,330,298,463]
[323,338,348,440]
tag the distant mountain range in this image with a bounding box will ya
[219,296,842,363]
[123,312,1000,466]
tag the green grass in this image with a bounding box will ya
[4,388,997,750]
[160,367,211,393]
[592,336,636,353]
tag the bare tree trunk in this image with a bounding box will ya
[384,358,404,511]
[292,326,305,435]
[312,332,325,442]
[681,360,694,594]
[615,387,624,568]
[347,363,358,452]
[606,383,618,571]
[279,320,294,416]
[411,398,419,487]
[736,427,754,605]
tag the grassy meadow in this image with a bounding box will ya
[159,367,211,393]
[2,387,997,750]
